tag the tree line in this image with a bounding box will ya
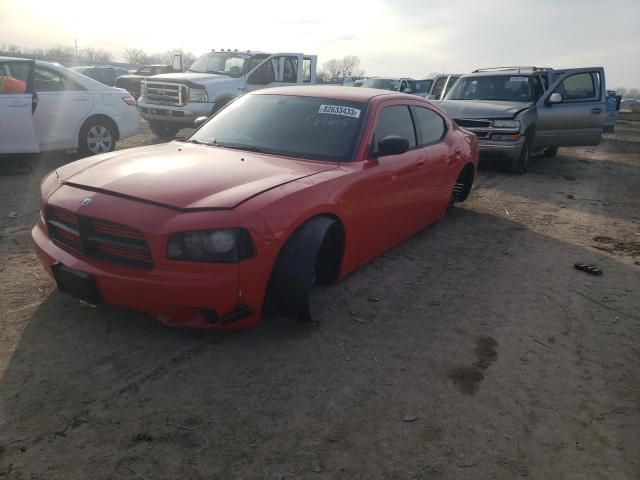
[0,43,197,67]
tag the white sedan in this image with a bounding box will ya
[0,57,139,156]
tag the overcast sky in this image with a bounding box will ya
[1,0,638,87]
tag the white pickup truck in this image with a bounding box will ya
[138,50,317,138]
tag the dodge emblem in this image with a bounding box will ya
[80,197,92,207]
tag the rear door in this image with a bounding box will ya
[535,67,606,147]
[0,59,39,154]
[411,104,451,221]
[32,64,94,147]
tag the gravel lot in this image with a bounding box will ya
[1,115,639,479]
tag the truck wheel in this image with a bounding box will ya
[543,146,559,158]
[79,118,116,155]
[148,121,180,139]
[509,139,530,174]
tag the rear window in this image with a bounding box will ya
[189,94,367,162]
[363,78,400,91]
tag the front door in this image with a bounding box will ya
[347,102,424,263]
[0,59,39,154]
[32,65,94,147]
[535,67,606,147]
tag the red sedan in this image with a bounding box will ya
[33,86,478,330]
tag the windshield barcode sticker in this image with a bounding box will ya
[510,77,529,82]
[318,105,361,118]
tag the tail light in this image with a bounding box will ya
[122,95,136,106]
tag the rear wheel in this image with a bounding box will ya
[509,138,530,174]
[148,121,180,139]
[543,146,559,158]
[79,118,116,155]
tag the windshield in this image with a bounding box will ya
[189,95,367,162]
[409,79,433,94]
[445,75,535,102]
[188,52,251,77]
[363,78,400,91]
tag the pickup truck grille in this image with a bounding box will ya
[45,207,153,270]
[455,119,492,128]
[144,81,186,106]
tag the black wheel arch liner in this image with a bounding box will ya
[265,215,342,321]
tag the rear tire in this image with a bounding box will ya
[79,118,116,156]
[148,121,179,139]
[509,138,530,174]
[543,146,559,158]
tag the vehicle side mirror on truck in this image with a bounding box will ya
[193,116,208,128]
[378,135,410,156]
[547,92,563,105]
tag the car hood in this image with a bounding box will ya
[56,143,337,210]
[117,74,144,81]
[146,72,232,85]
[434,100,533,119]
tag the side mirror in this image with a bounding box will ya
[403,88,412,94]
[378,135,410,156]
[547,92,563,104]
[193,116,208,128]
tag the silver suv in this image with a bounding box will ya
[435,66,607,173]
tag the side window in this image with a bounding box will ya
[302,58,312,83]
[432,77,447,98]
[555,72,598,101]
[414,107,446,145]
[138,67,152,75]
[34,66,65,91]
[373,105,417,152]
[0,62,29,93]
[248,59,275,85]
[279,56,298,83]
[34,66,84,91]
[442,76,459,97]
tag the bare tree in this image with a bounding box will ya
[341,55,364,78]
[125,48,149,65]
[318,56,366,82]
[628,88,640,99]
[615,87,627,96]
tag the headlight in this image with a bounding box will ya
[188,87,208,103]
[492,119,520,129]
[167,228,254,263]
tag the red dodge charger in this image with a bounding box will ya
[33,86,478,330]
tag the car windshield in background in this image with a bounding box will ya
[445,75,535,102]
[189,95,367,162]
[363,78,400,91]
[409,80,433,94]
[188,52,250,77]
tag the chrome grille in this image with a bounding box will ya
[144,81,186,106]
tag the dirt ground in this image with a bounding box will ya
[1,115,639,480]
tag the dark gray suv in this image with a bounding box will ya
[436,66,607,173]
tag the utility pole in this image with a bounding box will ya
[74,39,78,58]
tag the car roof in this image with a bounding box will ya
[252,85,414,103]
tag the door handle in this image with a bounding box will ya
[591,108,602,114]
[417,158,425,166]
[74,97,89,101]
